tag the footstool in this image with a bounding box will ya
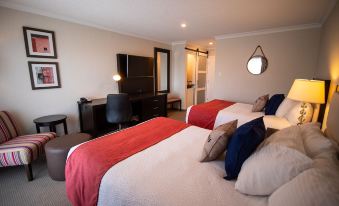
[45,133,91,181]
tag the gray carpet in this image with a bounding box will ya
[0,110,186,206]
[168,109,186,122]
[0,158,71,206]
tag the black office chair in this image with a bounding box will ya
[106,93,133,130]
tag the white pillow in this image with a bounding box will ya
[269,157,339,206]
[275,98,299,117]
[263,115,291,130]
[285,102,313,125]
[300,123,334,158]
[235,144,312,196]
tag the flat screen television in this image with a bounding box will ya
[117,54,153,78]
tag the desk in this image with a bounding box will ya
[78,93,167,137]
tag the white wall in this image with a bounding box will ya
[170,43,187,108]
[315,2,339,129]
[206,49,216,101]
[316,3,339,82]
[0,7,169,134]
[214,28,321,104]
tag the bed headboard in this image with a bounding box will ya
[325,92,339,144]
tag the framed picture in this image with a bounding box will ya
[28,62,61,90]
[23,27,57,58]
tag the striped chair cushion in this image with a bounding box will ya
[0,132,56,167]
[0,111,19,144]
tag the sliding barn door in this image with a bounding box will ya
[195,53,207,104]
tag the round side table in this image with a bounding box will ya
[34,114,68,135]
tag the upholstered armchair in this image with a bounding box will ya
[0,111,56,181]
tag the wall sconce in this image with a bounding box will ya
[247,45,268,75]
[112,74,121,82]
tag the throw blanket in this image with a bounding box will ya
[65,117,189,206]
[188,99,235,129]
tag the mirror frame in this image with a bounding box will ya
[154,47,170,93]
[247,55,268,75]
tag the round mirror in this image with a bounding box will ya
[247,55,268,75]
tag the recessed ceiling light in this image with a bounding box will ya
[209,42,213,45]
[181,23,187,28]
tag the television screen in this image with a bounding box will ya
[127,55,153,77]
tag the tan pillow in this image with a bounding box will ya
[200,120,237,162]
[252,94,269,112]
[259,125,306,154]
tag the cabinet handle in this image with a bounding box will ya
[153,99,159,102]
[153,107,159,109]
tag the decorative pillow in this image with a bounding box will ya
[269,157,339,206]
[224,117,266,180]
[235,144,313,195]
[200,120,238,162]
[300,123,334,158]
[263,115,291,130]
[252,94,269,112]
[285,102,313,125]
[258,125,305,154]
[265,94,285,115]
[275,98,299,117]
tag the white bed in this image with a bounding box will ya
[186,103,292,130]
[67,93,339,206]
[69,126,267,206]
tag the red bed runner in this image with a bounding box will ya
[65,117,189,206]
[188,99,235,130]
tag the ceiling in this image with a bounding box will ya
[0,0,336,44]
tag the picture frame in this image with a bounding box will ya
[23,27,57,58]
[28,61,61,90]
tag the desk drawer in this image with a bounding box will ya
[142,96,164,108]
[141,96,166,120]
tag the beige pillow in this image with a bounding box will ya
[200,120,237,162]
[259,125,306,154]
[252,94,269,112]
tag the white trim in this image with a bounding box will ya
[0,1,170,45]
[321,0,337,24]
[215,23,321,40]
[171,41,186,45]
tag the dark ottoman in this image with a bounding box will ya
[45,133,91,181]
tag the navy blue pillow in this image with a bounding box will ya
[265,94,285,115]
[224,117,266,180]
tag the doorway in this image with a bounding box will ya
[185,48,208,108]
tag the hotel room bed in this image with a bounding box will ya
[93,127,266,206]
[66,93,339,206]
[68,123,267,206]
[186,102,292,130]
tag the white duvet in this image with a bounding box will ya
[69,126,267,206]
[186,103,291,129]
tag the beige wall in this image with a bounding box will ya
[214,28,321,104]
[0,7,169,134]
[316,3,339,82]
[170,43,187,108]
[315,2,339,129]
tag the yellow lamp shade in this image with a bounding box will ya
[287,79,325,104]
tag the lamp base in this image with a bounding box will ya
[297,102,307,125]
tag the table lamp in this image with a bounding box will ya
[113,74,121,82]
[287,79,325,125]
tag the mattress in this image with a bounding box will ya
[186,103,291,129]
[68,126,267,206]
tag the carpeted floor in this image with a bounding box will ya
[0,158,71,206]
[0,110,186,206]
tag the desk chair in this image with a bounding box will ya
[106,93,133,130]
